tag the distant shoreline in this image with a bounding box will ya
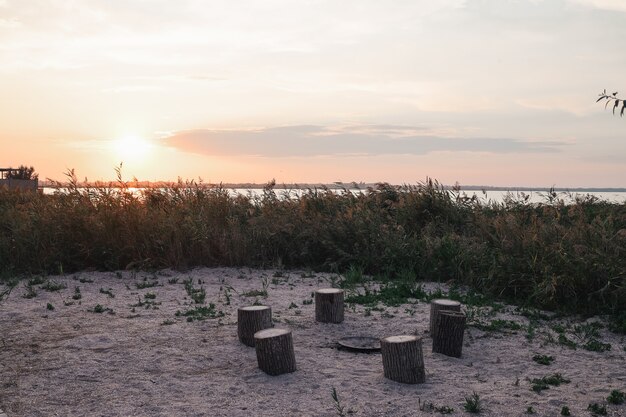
[37,181,626,193]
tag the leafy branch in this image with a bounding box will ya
[596,89,625,117]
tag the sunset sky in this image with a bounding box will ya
[1,0,625,187]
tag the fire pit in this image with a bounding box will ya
[337,336,381,352]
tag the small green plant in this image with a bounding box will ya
[569,323,611,352]
[300,269,316,278]
[130,294,161,309]
[90,304,113,314]
[607,389,625,405]
[161,319,175,325]
[46,302,54,311]
[175,304,224,321]
[302,298,313,305]
[463,392,481,413]
[99,288,115,298]
[560,406,570,416]
[526,406,535,414]
[183,278,206,304]
[516,307,551,321]
[532,354,554,365]
[144,292,156,300]
[242,276,270,298]
[136,278,159,289]
[23,283,37,299]
[587,403,607,416]
[530,373,570,393]
[72,286,82,300]
[557,334,577,349]
[419,398,454,414]
[341,264,365,288]
[167,278,178,284]
[0,282,15,304]
[221,286,231,305]
[526,322,536,341]
[78,277,94,283]
[288,302,298,309]
[28,276,47,286]
[331,387,346,417]
[583,339,611,352]
[41,280,66,292]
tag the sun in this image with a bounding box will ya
[113,135,153,162]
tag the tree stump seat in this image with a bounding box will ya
[380,335,426,384]
[429,299,461,335]
[315,288,344,323]
[254,328,297,376]
[237,305,273,347]
[432,311,466,358]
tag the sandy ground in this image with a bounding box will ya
[0,268,624,417]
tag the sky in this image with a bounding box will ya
[1,0,625,187]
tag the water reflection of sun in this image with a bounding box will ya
[113,135,153,163]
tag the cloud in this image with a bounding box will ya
[163,125,566,158]
[570,0,626,12]
[0,18,20,28]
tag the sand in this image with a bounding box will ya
[0,268,624,416]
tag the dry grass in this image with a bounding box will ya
[1,174,624,318]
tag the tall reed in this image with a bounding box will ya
[1,175,624,316]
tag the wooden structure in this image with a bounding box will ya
[254,328,296,376]
[380,335,425,384]
[432,311,466,358]
[315,288,344,323]
[237,305,272,347]
[429,299,461,335]
[0,168,38,192]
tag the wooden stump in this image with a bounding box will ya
[238,305,272,347]
[432,311,466,358]
[315,288,344,323]
[380,335,426,384]
[254,328,297,376]
[429,299,461,336]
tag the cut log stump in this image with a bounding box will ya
[429,299,461,336]
[254,328,297,376]
[238,305,272,347]
[315,288,344,323]
[380,335,425,384]
[432,311,466,358]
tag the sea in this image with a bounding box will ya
[41,186,626,204]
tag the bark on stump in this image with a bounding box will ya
[238,305,273,347]
[315,288,344,323]
[429,299,461,336]
[380,335,426,384]
[432,311,466,358]
[254,328,297,376]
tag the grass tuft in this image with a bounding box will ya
[463,392,482,413]
[607,389,625,405]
